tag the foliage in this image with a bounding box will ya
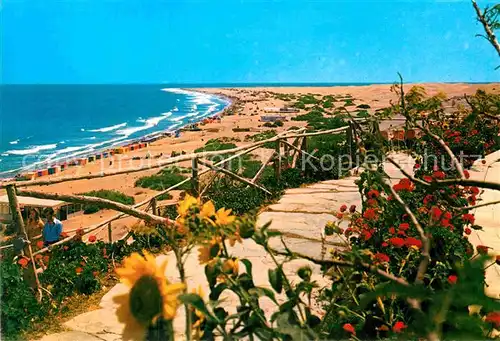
[135,168,190,191]
[263,121,284,128]
[80,190,135,214]
[245,130,277,149]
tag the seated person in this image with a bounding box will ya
[42,208,63,246]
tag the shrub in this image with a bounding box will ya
[356,103,371,109]
[135,169,189,191]
[80,190,135,214]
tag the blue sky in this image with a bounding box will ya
[2,0,499,84]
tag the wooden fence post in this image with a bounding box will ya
[275,138,282,180]
[191,157,199,196]
[347,122,354,168]
[108,222,113,243]
[6,185,42,297]
[151,197,158,216]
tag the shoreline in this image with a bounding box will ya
[0,90,234,181]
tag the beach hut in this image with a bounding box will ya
[48,166,60,175]
[88,155,95,162]
[102,152,109,158]
[95,154,102,160]
[60,163,67,171]
[0,195,69,223]
[77,158,87,166]
[21,172,36,180]
[114,147,127,154]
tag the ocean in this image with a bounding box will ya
[0,85,230,178]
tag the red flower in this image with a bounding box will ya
[363,208,377,220]
[404,237,422,249]
[76,267,83,274]
[344,228,353,237]
[367,189,380,199]
[471,186,480,195]
[482,159,487,165]
[462,213,475,225]
[18,257,29,268]
[367,198,378,207]
[340,204,348,212]
[381,242,388,247]
[88,235,97,243]
[92,271,99,277]
[393,178,414,192]
[431,206,443,220]
[374,253,390,263]
[63,245,69,251]
[448,275,458,285]
[414,163,421,169]
[43,255,50,263]
[389,227,396,234]
[464,227,471,235]
[463,170,470,179]
[35,254,42,260]
[423,195,434,205]
[362,230,373,241]
[477,245,489,255]
[433,171,446,180]
[496,255,500,266]
[443,211,452,220]
[349,205,356,213]
[399,223,410,231]
[485,312,500,328]
[36,241,44,249]
[336,212,344,219]
[392,321,407,333]
[423,175,433,183]
[388,237,405,248]
[343,323,356,335]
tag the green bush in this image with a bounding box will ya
[245,130,277,149]
[135,169,189,191]
[156,192,173,201]
[356,103,371,109]
[80,190,135,214]
[240,160,263,178]
[291,111,323,122]
[293,101,306,109]
[1,253,45,338]
[356,110,370,118]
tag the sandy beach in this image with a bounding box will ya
[2,83,498,241]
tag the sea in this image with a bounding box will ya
[0,85,231,178]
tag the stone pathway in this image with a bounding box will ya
[468,150,500,299]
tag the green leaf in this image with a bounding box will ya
[275,312,313,341]
[209,283,228,301]
[249,287,279,304]
[178,294,217,323]
[240,259,253,277]
[268,268,283,293]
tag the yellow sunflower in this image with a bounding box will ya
[199,200,216,222]
[222,258,239,276]
[177,194,200,217]
[215,208,235,226]
[113,252,185,340]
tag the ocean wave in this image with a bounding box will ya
[116,114,170,137]
[172,106,179,112]
[6,143,58,156]
[170,112,199,122]
[162,88,217,106]
[88,122,127,133]
[9,139,20,145]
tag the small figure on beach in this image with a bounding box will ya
[26,208,44,243]
[42,208,63,246]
